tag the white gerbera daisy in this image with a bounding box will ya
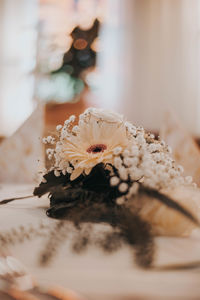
[53,108,132,180]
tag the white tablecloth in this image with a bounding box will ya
[0,184,200,300]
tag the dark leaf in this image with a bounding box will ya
[33,170,69,197]
[33,170,79,197]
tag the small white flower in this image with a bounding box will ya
[185,176,193,184]
[116,197,125,205]
[177,165,184,173]
[144,169,154,177]
[46,148,54,155]
[160,140,166,147]
[62,169,67,175]
[123,157,132,167]
[69,115,76,122]
[169,169,178,177]
[54,170,60,177]
[72,125,79,134]
[114,157,122,168]
[43,136,55,144]
[56,125,62,131]
[113,146,122,155]
[131,157,139,166]
[110,176,120,186]
[125,122,137,135]
[136,134,146,145]
[64,119,70,125]
[118,167,128,181]
[42,137,48,144]
[67,167,73,174]
[129,167,143,181]
[152,152,163,162]
[130,145,139,156]
[148,143,161,152]
[46,136,54,143]
[123,149,130,157]
[119,182,128,193]
[167,146,172,153]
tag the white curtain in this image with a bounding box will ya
[99,0,200,135]
[0,0,38,136]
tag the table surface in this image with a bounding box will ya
[0,184,200,300]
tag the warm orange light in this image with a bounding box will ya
[74,38,88,50]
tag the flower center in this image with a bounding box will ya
[87,144,107,154]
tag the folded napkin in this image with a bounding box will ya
[0,105,45,184]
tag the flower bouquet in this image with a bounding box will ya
[1,108,200,268]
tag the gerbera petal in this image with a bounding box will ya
[70,168,83,181]
[85,168,92,175]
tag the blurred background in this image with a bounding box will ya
[1,0,200,139]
